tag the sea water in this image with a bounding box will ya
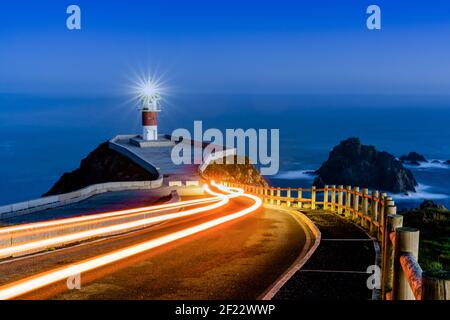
[1,93,449,209]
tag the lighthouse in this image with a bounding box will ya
[140,84,161,141]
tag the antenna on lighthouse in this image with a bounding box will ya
[139,80,161,141]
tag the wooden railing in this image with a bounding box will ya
[222,182,449,300]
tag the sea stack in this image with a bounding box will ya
[400,152,427,164]
[314,138,417,193]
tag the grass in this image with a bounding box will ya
[400,206,450,270]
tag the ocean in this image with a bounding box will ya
[1,93,450,209]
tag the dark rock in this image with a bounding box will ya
[43,142,158,196]
[400,152,427,163]
[314,138,417,193]
[203,155,268,187]
[445,160,450,165]
[431,160,442,164]
[419,200,447,211]
[313,176,325,187]
[408,160,421,166]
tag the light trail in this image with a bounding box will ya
[0,184,262,300]
[0,196,220,236]
[0,186,230,259]
[212,181,242,195]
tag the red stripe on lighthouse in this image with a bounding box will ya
[142,112,157,126]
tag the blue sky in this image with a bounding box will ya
[1,0,450,95]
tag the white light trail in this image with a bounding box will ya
[0,197,220,236]
[0,187,229,259]
[0,184,262,300]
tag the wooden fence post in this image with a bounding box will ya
[370,190,379,234]
[381,209,403,300]
[311,186,316,210]
[337,185,344,214]
[381,197,394,254]
[379,192,387,241]
[345,186,352,217]
[270,188,274,205]
[276,187,281,206]
[324,185,329,210]
[331,185,336,212]
[353,187,360,222]
[422,270,450,300]
[297,188,302,209]
[361,188,369,228]
[287,188,291,207]
[393,227,420,300]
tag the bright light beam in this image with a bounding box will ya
[0,184,261,300]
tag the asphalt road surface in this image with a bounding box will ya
[0,192,311,300]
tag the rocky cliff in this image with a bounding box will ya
[203,155,268,187]
[43,142,158,196]
[314,138,417,193]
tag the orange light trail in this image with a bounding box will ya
[0,197,221,236]
[0,184,261,300]
[0,186,230,259]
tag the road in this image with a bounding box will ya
[2,188,173,225]
[0,184,312,300]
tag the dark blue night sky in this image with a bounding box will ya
[1,1,450,95]
[1,1,450,206]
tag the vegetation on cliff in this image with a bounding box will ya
[203,155,268,187]
[400,201,450,270]
[43,142,158,196]
[314,138,417,193]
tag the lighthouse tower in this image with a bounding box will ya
[140,89,161,141]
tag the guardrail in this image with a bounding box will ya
[0,179,163,220]
[222,182,449,300]
[0,189,180,258]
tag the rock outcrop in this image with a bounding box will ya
[419,200,447,211]
[314,138,417,193]
[44,142,158,196]
[445,160,450,165]
[400,152,427,163]
[203,155,268,187]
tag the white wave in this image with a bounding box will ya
[393,184,449,201]
[404,160,449,170]
[275,170,316,180]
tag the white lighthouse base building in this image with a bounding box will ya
[143,125,158,141]
[128,132,176,148]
